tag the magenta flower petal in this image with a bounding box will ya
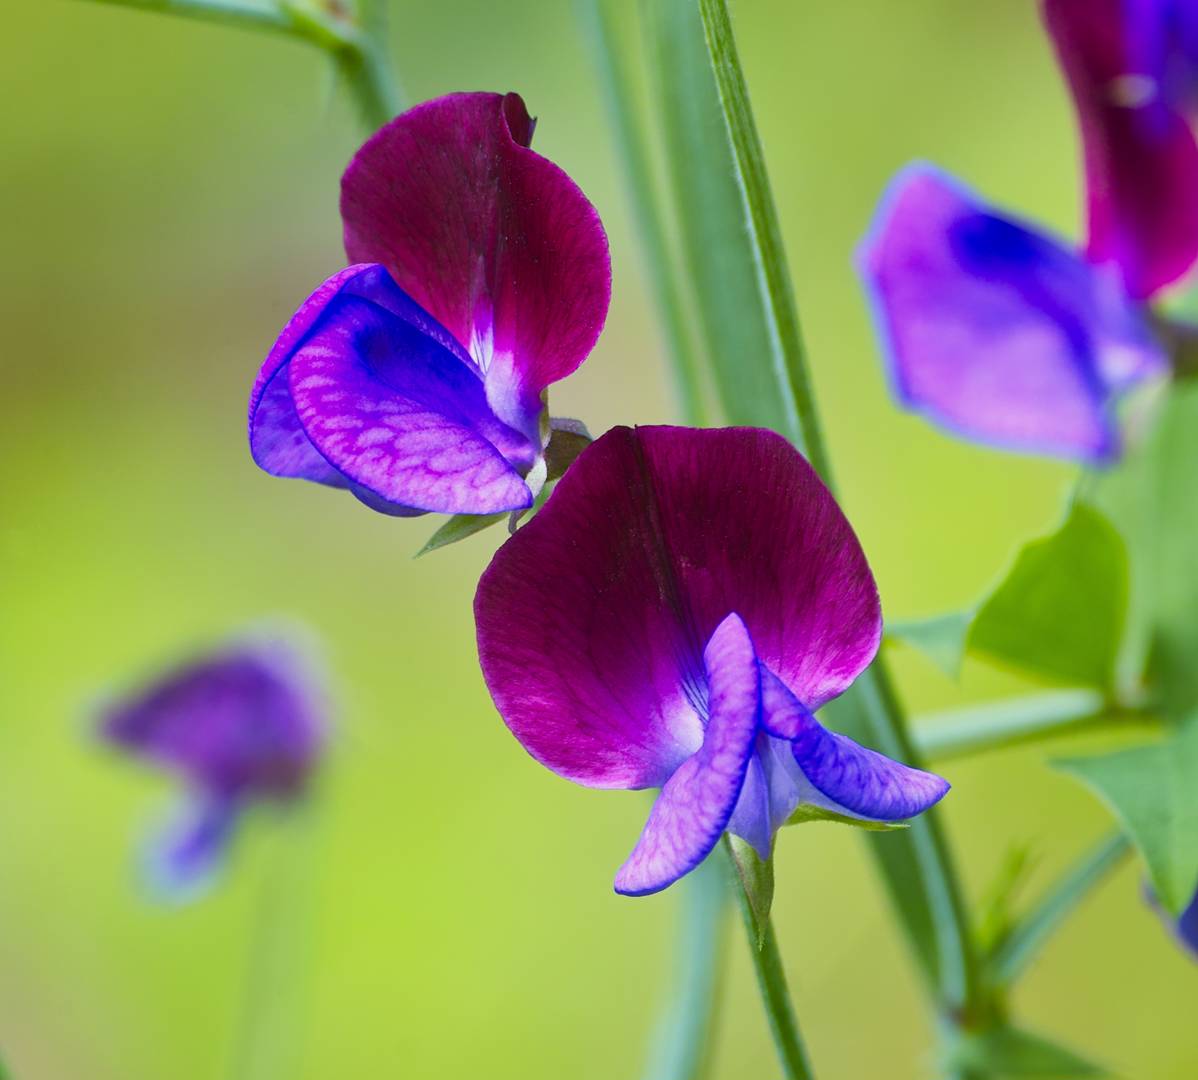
[341,92,611,441]
[250,264,536,515]
[1043,0,1198,298]
[475,426,882,790]
[859,164,1165,461]
[477,427,942,892]
[614,614,761,897]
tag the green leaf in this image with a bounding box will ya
[968,500,1128,690]
[784,803,905,832]
[415,512,506,557]
[948,1026,1107,1077]
[886,612,972,678]
[1054,720,1198,915]
[1089,381,1198,717]
[724,835,773,950]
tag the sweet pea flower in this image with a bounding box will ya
[1147,880,1198,958]
[474,426,949,896]
[1043,0,1198,298]
[249,92,611,516]
[858,165,1165,462]
[100,635,325,898]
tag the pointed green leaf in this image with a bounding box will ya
[415,512,506,557]
[1090,381,1198,717]
[784,803,906,832]
[948,1026,1107,1077]
[724,835,773,950]
[887,612,972,679]
[968,500,1128,690]
[1054,720,1198,915]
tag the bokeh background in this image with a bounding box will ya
[3,1,1194,1077]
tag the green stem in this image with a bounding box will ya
[642,852,730,1080]
[732,877,816,1080]
[692,0,983,1038]
[912,691,1153,763]
[227,808,321,1080]
[991,831,1132,986]
[77,0,403,130]
[695,0,828,476]
[579,0,708,426]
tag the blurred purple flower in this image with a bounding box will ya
[474,426,948,896]
[249,92,611,517]
[1147,880,1198,958]
[1043,0,1198,299]
[100,635,325,898]
[858,165,1165,462]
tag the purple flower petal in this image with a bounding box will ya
[341,92,611,442]
[859,165,1165,461]
[1176,885,1198,957]
[614,614,761,897]
[145,795,240,901]
[761,667,949,822]
[251,264,536,515]
[101,636,325,801]
[1043,0,1198,298]
[474,426,881,790]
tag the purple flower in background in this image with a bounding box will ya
[474,426,949,896]
[1148,880,1198,958]
[859,165,1165,462]
[249,92,611,516]
[1043,0,1198,299]
[100,634,325,898]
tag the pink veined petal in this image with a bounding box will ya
[614,614,761,897]
[341,92,612,442]
[287,293,533,515]
[473,426,881,791]
[1043,0,1198,298]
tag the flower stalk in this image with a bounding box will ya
[77,0,403,130]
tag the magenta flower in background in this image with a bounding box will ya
[475,426,949,896]
[100,634,325,898]
[858,165,1165,462]
[249,92,611,516]
[1043,0,1198,299]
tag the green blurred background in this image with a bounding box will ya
[3,1,1194,1076]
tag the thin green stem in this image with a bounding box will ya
[579,0,708,425]
[912,691,1154,763]
[642,852,730,1080]
[227,808,321,1080]
[730,866,815,1080]
[77,0,403,131]
[336,0,404,131]
[991,831,1132,986]
[695,0,828,476]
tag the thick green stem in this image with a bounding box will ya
[691,0,983,1042]
[580,0,708,426]
[991,831,1132,986]
[912,691,1154,763]
[641,852,729,1080]
[731,875,816,1080]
